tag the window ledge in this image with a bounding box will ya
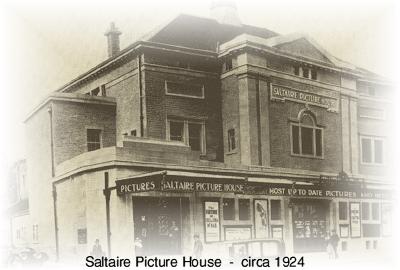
[226,150,238,156]
[291,154,324,160]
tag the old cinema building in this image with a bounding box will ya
[23,6,393,261]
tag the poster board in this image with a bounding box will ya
[254,199,269,238]
[204,201,220,242]
[349,202,361,238]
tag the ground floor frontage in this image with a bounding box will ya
[49,167,393,262]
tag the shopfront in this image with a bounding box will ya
[114,171,392,255]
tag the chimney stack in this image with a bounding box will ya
[104,22,122,58]
[210,0,241,26]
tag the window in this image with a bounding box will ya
[360,136,384,165]
[227,129,236,152]
[87,129,102,151]
[302,67,309,78]
[130,130,137,136]
[359,107,385,120]
[224,58,233,72]
[167,119,206,154]
[169,121,184,142]
[362,202,370,220]
[223,198,235,220]
[294,66,300,76]
[339,202,348,220]
[165,81,204,99]
[32,224,39,242]
[311,69,317,80]
[101,85,107,96]
[371,203,380,221]
[270,200,281,220]
[238,199,250,220]
[367,86,375,96]
[291,112,323,158]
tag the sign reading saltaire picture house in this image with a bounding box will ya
[7,0,393,263]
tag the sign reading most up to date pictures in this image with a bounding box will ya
[270,84,339,112]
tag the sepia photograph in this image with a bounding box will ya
[0,0,398,269]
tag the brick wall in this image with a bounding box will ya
[144,68,223,161]
[52,100,116,165]
[268,78,342,173]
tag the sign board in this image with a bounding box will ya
[254,200,269,239]
[271,225,284,239]
[224,226,252,241]
[204,201,220,242]
[350,203,361,238]
[270,84,339,112]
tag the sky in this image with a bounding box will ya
[0,0,398,170]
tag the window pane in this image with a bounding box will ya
[223,198,235,220]
[169,121,184,141]
[228,129,236,151]
[311,70,317,80]
[292,125,300,154]
[372,203,380,220]
[238,199,250,220]
[270,200,281,220]
[87,129,101,152]
[188,123,202,151]
[339,202,348,220]
[374,140,383,164]
[362,202,370,220]
[362,138,372,163]
[166,81,203,98]
[315,129,322,157]
[301,127,313,155]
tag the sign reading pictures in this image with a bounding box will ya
[350,203,361,238]
[270,84,339,112]
[254,200,269,239]
[204,201,220,242]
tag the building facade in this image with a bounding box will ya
[21,6,393,262]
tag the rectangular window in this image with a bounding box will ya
[359,107,385,120]
[339,202,348,220]
[371,203,380,221]
[169,121,184,142]
[311,69,317,80]
[362,202,370,221]
[167,119,205,154]
[101,85,107,96]
[270,200,281,220]
[367,86,375,96]
[291,124,323,158]
[361,136,384,165]
[223,198,235,220]
[87,129,101,152]
[77,228,87,244]
[225,58,233,71]
[227,129,236,152]
[302,68,309,78]
[238,199,250,220]
[294,66,300,76]
[165,81,204,99]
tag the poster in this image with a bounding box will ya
[204,201,220,242]
[339,224,349,238]
[381,204,392,236]
[224,226,252,241]
[350,202,361,237]
[271,225,283,239]
[254,200,269,238]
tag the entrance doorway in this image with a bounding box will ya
[292,200,330,253]
[132,196,189,255]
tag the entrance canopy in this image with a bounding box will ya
[115,170,392,200]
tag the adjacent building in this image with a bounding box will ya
[19,3,393,261]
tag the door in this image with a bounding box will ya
[133,197,187,255]
[292,200,329,253]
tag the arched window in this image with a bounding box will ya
[291,110,323,157]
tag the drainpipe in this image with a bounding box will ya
[138,55,144,137]
[48,105,59,260]
[103,172,112,256]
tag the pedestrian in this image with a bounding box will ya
[193,234,203,258]
[325,234,334,259]
[134,237,144,256]
[329,230,340,259]
[91,239,104,258]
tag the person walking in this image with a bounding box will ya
[193,234,203,258]
[330,230,340,259]
[91,239,104,258]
